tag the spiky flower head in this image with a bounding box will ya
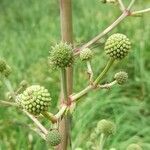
[17,85,51,115]
[49,42,74,69]
[105,33,131,60]
[46,129,62,146]
[97,119,116,136]
[127,144,142,150]
[114,71,128,85]
[80,48,93,61]
[0,59,6,72]
[3,65,12,77]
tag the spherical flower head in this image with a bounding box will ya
[49,42,74,69]
[18,85,51,115]
[127,144,142,150]
[80,48,93,61]
[114,71,128,85]
[46,129,62,146]
[97,119,116,136]
[0,59,6,72]
[105,33,131,60]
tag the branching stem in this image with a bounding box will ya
[132,8,150,15]
[23,110,48,135]
[61,68,68,100]
[94,59,114,85]
[42,111,57,123]
[118,0,126,11]
[127,0,136,10]
[99,133,106,150]
[55,105,67,119]
[87,61,93,83]
[0,100,18,107]
[75,11,128,55]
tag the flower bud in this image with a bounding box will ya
[49,42,74,69]
[127,144,142,150]
[97,119,116,136]
[114,71,128,85]
[105,33,131,60]
[46,129,62,146]
[17,85,51,115]
[80,48,93,61]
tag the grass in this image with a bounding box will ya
[0,0,150,149]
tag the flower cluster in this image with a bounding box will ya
[17,85,51,115]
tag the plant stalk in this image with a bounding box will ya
[58,1,73,149]
[94,59,114,85]
[99,133,106,150]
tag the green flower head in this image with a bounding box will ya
[97,119,116,136]
[114,71,128,85]
[49,42,74,69]
[105,33,131,60]
[17,85,51,115]
[46,129,62,146]
[80,48,93,61]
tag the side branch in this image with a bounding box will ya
[75,12,128,55]
[118,0,126,11]
[131,8,150,16]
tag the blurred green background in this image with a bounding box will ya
[0,0,150,149]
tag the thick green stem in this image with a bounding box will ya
[61,68,68,100]
[72,85,92,101]
[42,111,57,123]
[72,59,114,102]
[2,77,16,100]
[94,59,114,85]
[99,133,106,150]
[58,0,73,149]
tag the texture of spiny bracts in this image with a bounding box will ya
[105,33,131,60]
[114,71,128,85]
[97,119,116,136]
[49,42,74,69]
[18,85,51,115]
[80,48,93,61]
[46,129,62,146]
